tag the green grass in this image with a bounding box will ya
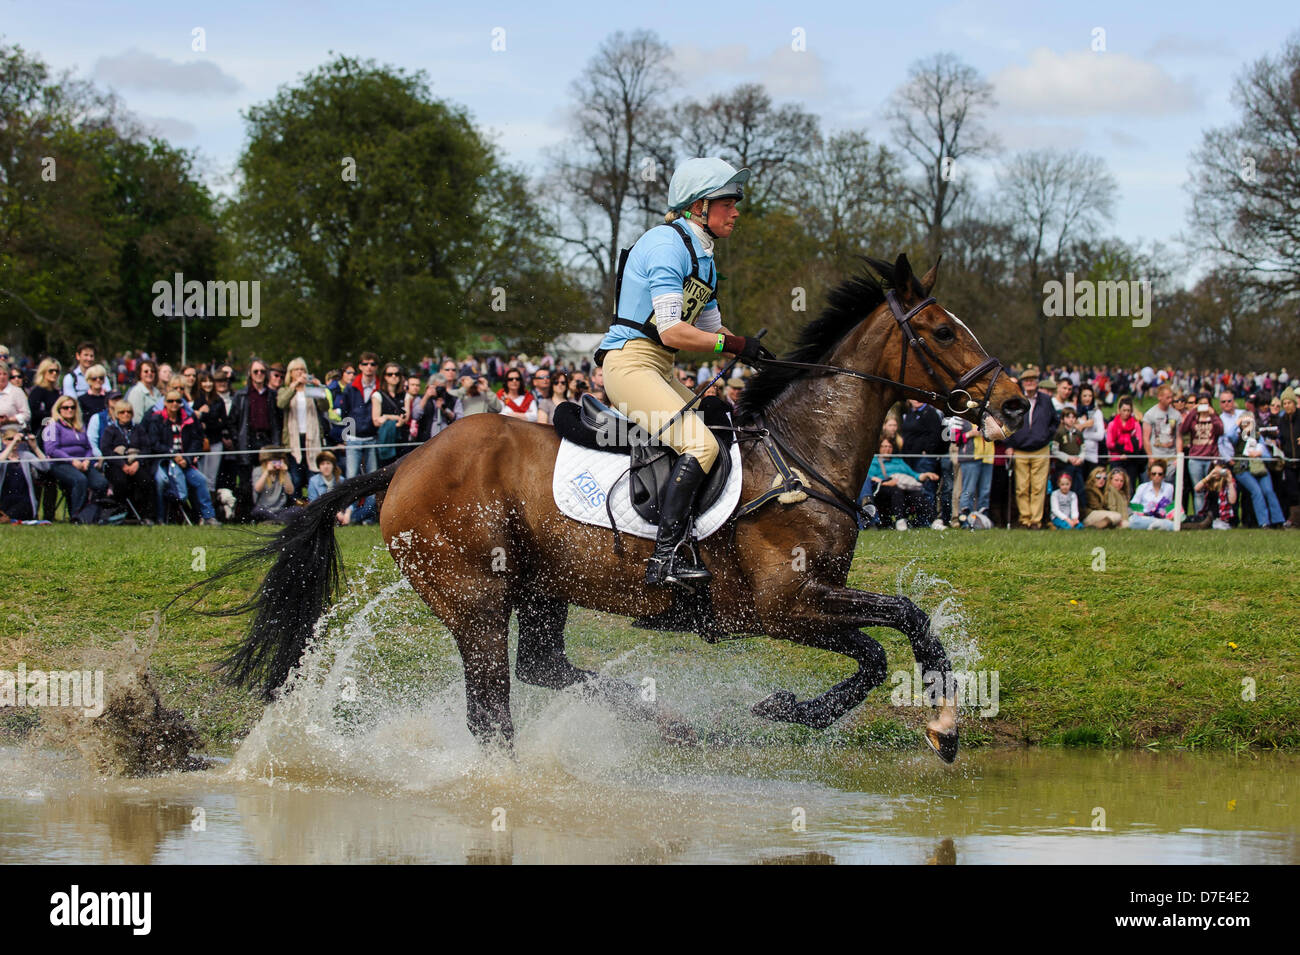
[1,524,1296,753]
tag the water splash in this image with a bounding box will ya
[222,546,988,797]
[35,614,205,777]
[893,559,982,671]
[226,555,649,793]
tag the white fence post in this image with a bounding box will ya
[1174,451,1184,531]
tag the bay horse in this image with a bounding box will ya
[196,254,1027,762]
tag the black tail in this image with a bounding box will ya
[172,461,401,699]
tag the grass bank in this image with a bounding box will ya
[2,525,1296,752]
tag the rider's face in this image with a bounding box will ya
[705,198,739,238]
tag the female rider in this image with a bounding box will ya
[596,157,771,588]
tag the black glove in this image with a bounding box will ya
[723,335,775,364]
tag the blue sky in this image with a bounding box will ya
[6,0,1296,272]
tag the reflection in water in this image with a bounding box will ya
[758,851,837,865]
[1,744,1296,865]
[927,838,957,865]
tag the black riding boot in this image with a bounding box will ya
[645,453,712,588]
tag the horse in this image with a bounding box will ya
[195,254,1027,763]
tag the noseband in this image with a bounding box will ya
[885,291,1007,419]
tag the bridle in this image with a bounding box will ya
[730,290,1013,526]
[751,290,1008,418]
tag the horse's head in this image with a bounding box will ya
[868,253,1027,440]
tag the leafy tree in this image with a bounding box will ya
[223,54,579,368]
[0,41,219,361]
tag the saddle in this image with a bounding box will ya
[553,394,734,525]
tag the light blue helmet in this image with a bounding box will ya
[666,158,751,212]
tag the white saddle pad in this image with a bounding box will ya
[553,439,743,540]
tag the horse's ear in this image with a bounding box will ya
[893,253,915,295]
[919,255,942,295]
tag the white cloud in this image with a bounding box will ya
[94,48,242,95]
[992,48,1201,117]
[990,122,1087,151]
[668,42,829,99]
[131,113,199,142]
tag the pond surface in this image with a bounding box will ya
[2,742,1294,864]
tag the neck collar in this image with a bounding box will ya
[682,216,715,255]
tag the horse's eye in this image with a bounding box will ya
[933,325,956,344]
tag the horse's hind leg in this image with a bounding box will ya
[444,611,516,747]
[515,591,592,689]
[751,628,888,730]
[514,592,696,744]
[448,609,514,747]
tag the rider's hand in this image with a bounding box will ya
[723,335,774,364]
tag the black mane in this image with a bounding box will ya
[736,257,908,418]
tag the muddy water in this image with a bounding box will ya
[2,740,1295,864]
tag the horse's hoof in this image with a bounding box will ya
[751,690,799,723]
[924,726,959,764]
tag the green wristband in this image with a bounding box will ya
[715,333,725,354]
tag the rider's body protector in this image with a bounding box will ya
[599,216,722,355]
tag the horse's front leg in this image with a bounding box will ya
[763,583,960,762]
[749,625,889,730]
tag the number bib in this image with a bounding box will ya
[681,275,716,326]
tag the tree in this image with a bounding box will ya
[1158,268,1299,371]
[0,42,219,360]
[1056,241,1163,368]
[1187,32,1300,297]
[223,54,578,367]
[712,207,822,351]
[676,83,818,209]
[931,207,1026,362]
[788,131,914,271]
[544,30,677,315]
[998,149,1117,367]
[887,53,998,258]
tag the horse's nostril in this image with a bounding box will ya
[999,397,1029,428]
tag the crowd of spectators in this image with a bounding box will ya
[864,363,1298,532]
[0,342,652,525]
[2,342,1296,533]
